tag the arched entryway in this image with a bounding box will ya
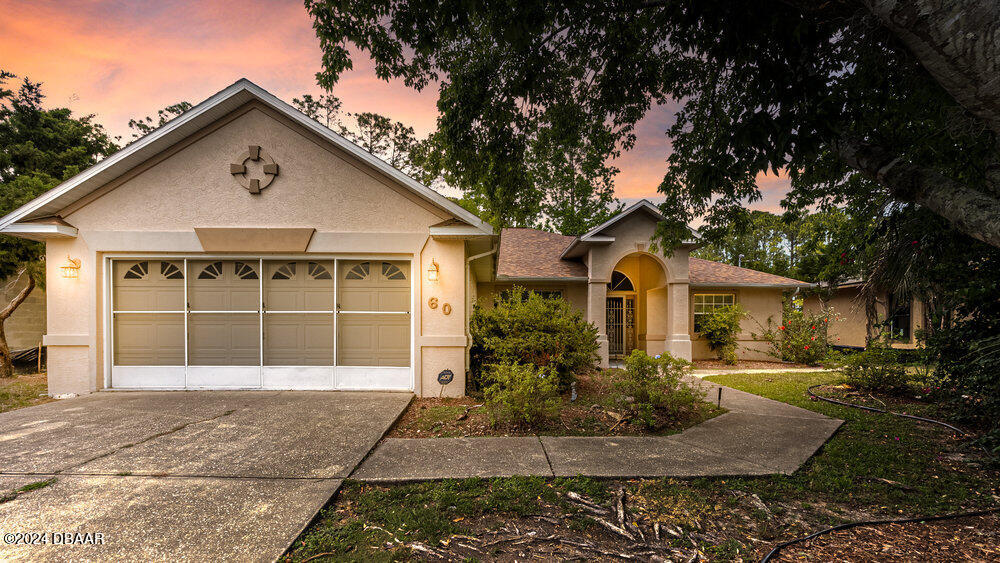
[605,253,668,359]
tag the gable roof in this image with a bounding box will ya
[0,78,492,235]
[688,258,811,287]
[496,228,588,280]
[561,199,700,259]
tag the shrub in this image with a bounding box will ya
[613,350,704,429]
[470,288,599,390]
[754,297,834,365]
[840,340,909,392]
[700,304,746,364]
[483,362,561,427]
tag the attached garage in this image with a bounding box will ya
[109,257,413,390]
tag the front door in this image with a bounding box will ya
[606,295,636,359]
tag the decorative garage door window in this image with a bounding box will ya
[110,257,412,390]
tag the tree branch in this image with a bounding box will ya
[836,138,1000,248]
[865,0,1000,137]
[0,272,35,321]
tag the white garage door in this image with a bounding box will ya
[109,258,412,390]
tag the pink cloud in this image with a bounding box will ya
[2,0,791,208]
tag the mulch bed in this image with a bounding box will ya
[693,359,814,370]
[387,372,724,438]
[775,513,1000,561]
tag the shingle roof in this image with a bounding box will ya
[495,228,811,286]
[688,258,810,287]
[496,228,588,279]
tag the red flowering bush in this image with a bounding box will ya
[753,297,836,365]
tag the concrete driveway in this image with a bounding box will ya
[0,391,411,562]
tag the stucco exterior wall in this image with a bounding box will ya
[419,238,468,397]
[0,274,45,351]
[42,101,469,397]
[689,286,786,361]
[804,289,924,349]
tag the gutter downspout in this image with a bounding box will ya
[465,244,498,375]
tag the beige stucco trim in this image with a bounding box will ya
[194,227,315,252]
[61,102,455,226]
[419,335,468,347]
[43,334,89,346]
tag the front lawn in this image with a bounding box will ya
[0,372,51,413]
[286,371,999,562]
[388,369,725,438]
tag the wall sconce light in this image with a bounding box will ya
[427,259,439,282]
[60,256,81,279]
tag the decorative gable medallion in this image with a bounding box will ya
[230,145,278,194]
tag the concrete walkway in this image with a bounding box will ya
[353,380,842,482]
[0,391,411,562]
[691,367,835,377]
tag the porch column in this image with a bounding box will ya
[665,281,692,361]
[587,280,609,368]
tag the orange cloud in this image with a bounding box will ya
[2,0,791,209]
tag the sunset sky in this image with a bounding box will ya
[2,0,789,210]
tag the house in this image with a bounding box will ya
[804,280,926,348]
[0,79,809,398]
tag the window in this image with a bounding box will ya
[197,261,223,280]
[693,293,736,333]
[499,289,563,302]
[271,262,295,280]
[160,262,183,280]
[381,262,406,281]
[123,261,148,280]
[607,271,634,292]
[235,261,258,280]
[308,262,332,280]
[345,262,370,280]
[888,292,911,341]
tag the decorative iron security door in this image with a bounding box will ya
[606,296,636,359]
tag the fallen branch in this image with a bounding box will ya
[592,516,636,541]
[456,403,484,421]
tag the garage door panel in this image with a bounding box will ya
[113,313,184,366]
[189,261,260,311]
[337,314,409,367]
[113,260,184,311]
[263,314,334,366]
[188,314,260,365]
[264,261,335,311]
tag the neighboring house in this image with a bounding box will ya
[0,79,809,398]
[803,279,925,348]
[0,275,45,351]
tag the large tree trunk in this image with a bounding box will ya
[836,138,1000,248]
[0,273,36,378]
[866,0,1000,137]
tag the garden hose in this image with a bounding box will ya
[758,507,1000,562]
[806,384,968,435]
[757,385,998,562]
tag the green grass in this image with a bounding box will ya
[284,477,609,561]
[286,371,999,561]
[17,478,56,493]
[0,374,49,413]
[703,371,998,515]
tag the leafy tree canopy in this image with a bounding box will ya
[127,101,192,141]
[0,70,118,280]
[306,1,1000,248]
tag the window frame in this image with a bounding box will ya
[887,292,912,341]
[692,292,737,334]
